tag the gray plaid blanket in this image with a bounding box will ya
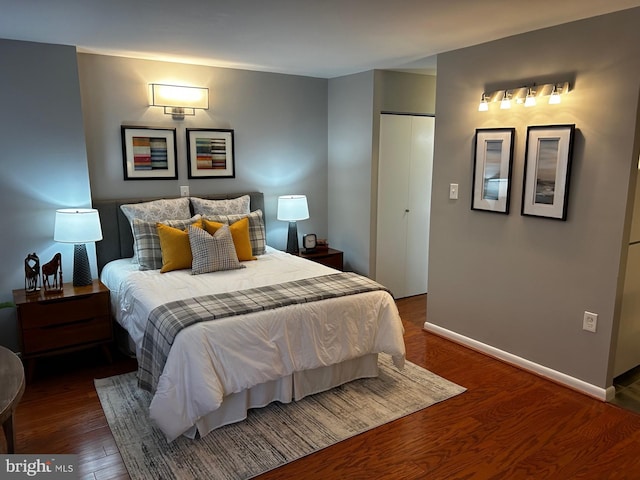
[138,272,390,393]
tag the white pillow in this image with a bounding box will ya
[188,225,245,274]
[120,198,192,262]
[190,195,250,216]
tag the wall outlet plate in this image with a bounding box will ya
[180,186,190,197]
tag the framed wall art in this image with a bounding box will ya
[521,124,575,220]
[186,128,235,178]
[471,127,515,214]
[121,126,177,180]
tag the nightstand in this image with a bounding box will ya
[299,248,344,271]
[12,280,113,381]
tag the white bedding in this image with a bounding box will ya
[101,246,406,441]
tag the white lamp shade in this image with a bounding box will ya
[277,195,309,222]
[149,84,209,109]
[54,208,103,243]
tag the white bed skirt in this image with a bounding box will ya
[186,353,380,439]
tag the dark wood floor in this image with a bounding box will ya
[5,294,640,479]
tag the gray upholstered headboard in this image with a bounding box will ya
[93,192,265,272]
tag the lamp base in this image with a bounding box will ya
[73,244,93,286]
[286,222,299,254]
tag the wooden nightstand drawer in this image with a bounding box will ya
[13,280,114,379]
[298,248,344,271]
[22,315,112,355]
[18,292,109,329]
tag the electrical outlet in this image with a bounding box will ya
[583,311,598,333]
[180,186,190,197]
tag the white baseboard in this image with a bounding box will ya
[424,321,616,402]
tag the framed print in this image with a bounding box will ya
[186,128,235,178]
[471,128,515,214]
[521,124,575,220]
[121,126,177,180]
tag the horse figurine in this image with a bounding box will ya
[24,252,40,293]
[42,252,63,293]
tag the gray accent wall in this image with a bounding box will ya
[428,8,640,389]
[328,70,436,275]
[0,39,93,351]
[327,71,376,275]
[377,70,436,115]
[78,54,328,252]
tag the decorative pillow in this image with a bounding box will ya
[188,225,245,275]
[203,217,256,261]
[121,198,191,262]
[205,210,266,256]
[157,222,203,273]
[190,195,251,217]
[132,216,201,270]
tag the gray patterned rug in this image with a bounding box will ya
[95,355,465,480]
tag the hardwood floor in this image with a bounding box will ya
[6,294,640,479]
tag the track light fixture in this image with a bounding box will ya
[478,82,570,112]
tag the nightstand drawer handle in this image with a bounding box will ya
[39,294,93,305]
[41,317,93,329]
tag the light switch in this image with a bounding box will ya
[449,183,459,200]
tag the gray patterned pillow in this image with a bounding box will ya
[205,210,266,255]
[132,216,201,270]
[188,225,245,275]
[190,195,250,216]
[121,198,192,262]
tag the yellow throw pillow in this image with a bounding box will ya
[203,218,256,261]
[157,220,203,273]
[202,219,225,235]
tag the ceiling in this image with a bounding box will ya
[1,0,639,78]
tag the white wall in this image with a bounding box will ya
[78,54,329,251]
[0,39,94,351]
[428,8,640,389]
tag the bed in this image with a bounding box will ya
[95,192,406,442]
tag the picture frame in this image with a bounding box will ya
[471,128,515,214]
[186,128,235,178]
[121,126,177,180]
[521,124,576,220]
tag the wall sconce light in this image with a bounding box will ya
[524,87,537,107]
[478,93,489,112]
[549,85,562,105]
[500,90,512,110]
[149,83,209,120]
[478,82,570,112]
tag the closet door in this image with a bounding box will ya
[376,114,434,299]
[406,115,434,296]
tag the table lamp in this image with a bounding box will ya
[277,195,309,254]
[54,208,103,286]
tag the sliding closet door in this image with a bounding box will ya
[376,114,434,299]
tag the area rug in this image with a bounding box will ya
[95,355,465,480]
